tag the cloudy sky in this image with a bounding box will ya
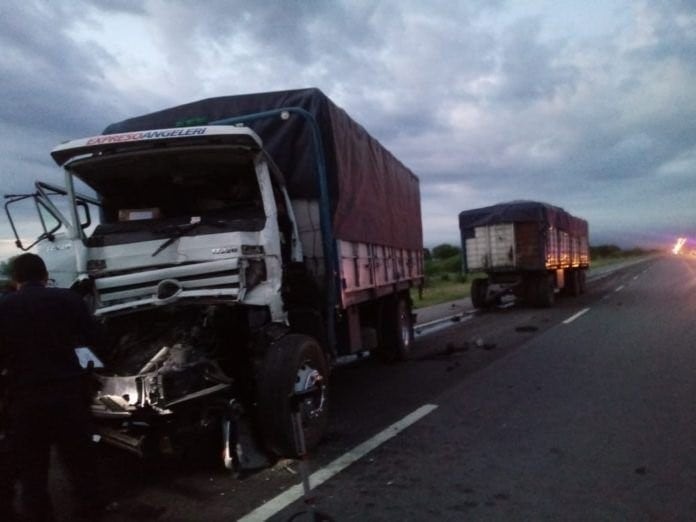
[1,0,695,259]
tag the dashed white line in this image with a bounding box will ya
[238,403,439,521]
[615,285,624,292]
[562,307,591,324]
[632,275,639,280]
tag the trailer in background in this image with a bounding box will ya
[459,201,589,308]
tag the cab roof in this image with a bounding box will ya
[50,125,262,166]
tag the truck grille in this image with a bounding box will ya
[94,259,240,312]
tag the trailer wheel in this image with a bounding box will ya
[377,296,413,362]
[565,269,581,297]
[471,278,489,309]
[534,274,555,308]
[578,270,587,294]
[258,334,329,457]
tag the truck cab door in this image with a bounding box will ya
[5,181,93,251]
[4,182,95,287]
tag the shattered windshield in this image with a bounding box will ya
[69,145,266,245]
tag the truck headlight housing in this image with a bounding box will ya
[243,259,267,291]
[242,245,265,256]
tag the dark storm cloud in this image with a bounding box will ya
[0,0,695,254]
[86,0,146,15]
[644,0,696,62]
[0,1,161,251]
[495,18,579,104]
[0,2,112,136]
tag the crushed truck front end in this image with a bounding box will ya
[29,125,292,466]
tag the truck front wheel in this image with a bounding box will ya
[258,334,329,457]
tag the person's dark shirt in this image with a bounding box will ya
[0,282,100,398]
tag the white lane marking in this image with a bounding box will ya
[562,307,590,324]
[602,294,610,300]
[239,404,439,521]
[633,275,639,280]
[615,285,624,292]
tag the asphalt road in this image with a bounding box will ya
[267,255,696,521]
[45,255,696,521]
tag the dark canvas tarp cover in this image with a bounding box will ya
[459,201,588,237]
[103,88,422,251]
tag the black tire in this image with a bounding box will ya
[534,274,555,308]
[564,269,580,297]
[578,270,587,294]
[377,296,413,362]
[257,334,329,457]
[470,278,489,309]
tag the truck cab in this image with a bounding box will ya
[48,125,295,317]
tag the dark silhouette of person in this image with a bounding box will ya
[0,253,103,521]
[1,362,15,519]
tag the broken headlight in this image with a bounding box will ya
[243,259,266,291]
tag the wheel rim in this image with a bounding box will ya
[294,362,326,421]
[400,310,411,348]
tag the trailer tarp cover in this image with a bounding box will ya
[459,201,588,237]
[103,88,422,251]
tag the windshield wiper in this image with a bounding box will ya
[151,219,227,257]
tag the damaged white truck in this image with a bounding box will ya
[4,89,424,467]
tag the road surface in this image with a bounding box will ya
[44,255,696,520]
[265,255,696,521]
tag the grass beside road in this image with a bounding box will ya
[410,273,479,309]
[587,254,647,270]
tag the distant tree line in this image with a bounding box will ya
[589,245,655,258]
[0,257,14,279]
[423,244,462,279]
[0,256,15,293]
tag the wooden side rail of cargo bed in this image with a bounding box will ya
[338,239,423,307]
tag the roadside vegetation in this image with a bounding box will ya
[411,243,658,309]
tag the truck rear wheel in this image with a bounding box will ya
[377,296,413,362]
[534,274,555,308]
[564,269,581,297]
[578,270,587,294]
[258,334,329,457]
[471,278,489,309]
